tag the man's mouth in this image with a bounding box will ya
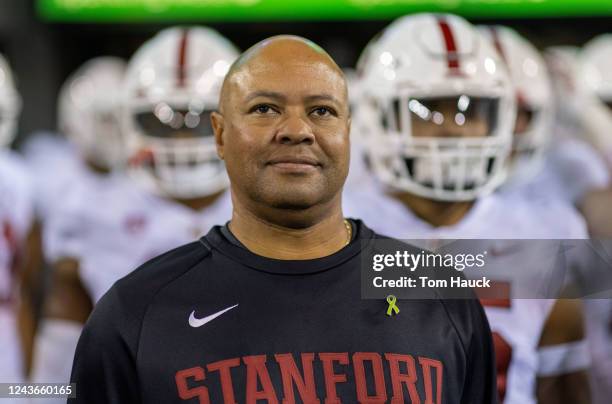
[267,156,321,172]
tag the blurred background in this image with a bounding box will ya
[0,2,611,403]
[1,0,611,144]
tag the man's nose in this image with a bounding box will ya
[275,113,315,145]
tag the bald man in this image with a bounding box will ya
[69,36,497,404]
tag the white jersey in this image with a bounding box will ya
[575,239,612,404]
[505,133,611,205]
[502,135,612,403]
[44,171,232,303]
[21,132,83,221]
[0,149,34,383]
[344,188,587,404]
[37,165,230,399]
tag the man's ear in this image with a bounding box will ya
[211,111,225,160]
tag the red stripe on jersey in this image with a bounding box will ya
[437,18,461,74]
[177,29,189,88]
[476,280,512,308]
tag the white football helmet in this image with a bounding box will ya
[357,14,516,201]
[0,53,21,147]
[576,35,612,161]
[121,26,239,199]
[479,26,553,183]
[344,67,374,189]
[58,57,126,170]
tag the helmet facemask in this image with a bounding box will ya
[126,96,228,199]
[368,90,512,201]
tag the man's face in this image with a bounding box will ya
[214,55,350,211]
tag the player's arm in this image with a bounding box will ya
[29,257,93,384]
[69,286,142,404]
[17,220,44,376]
[537,299,591,404]
[43,258,93,323]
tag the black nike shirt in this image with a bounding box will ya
[69,220,497,403]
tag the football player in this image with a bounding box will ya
[31,27,238,395]
[573,35,612,169]
[477,27,557,194]
[543,44,612,403]
[27,57,129,400]
[346,14,591,403]
[22,57,126,223]
[0,52,40,390]
[548,38,612,404]
[484,29,608,209]
[542,45,611,235]
[555,39,612,238]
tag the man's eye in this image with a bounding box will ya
[311,107,335,117]
[252,104,275,114]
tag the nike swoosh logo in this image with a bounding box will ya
[188,304,238,328]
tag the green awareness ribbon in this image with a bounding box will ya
[386,295,400,316]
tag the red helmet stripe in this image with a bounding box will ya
[177,29,189,87]
[437,17,461,73]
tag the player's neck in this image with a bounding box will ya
[228,194,349,260]
[173,190,224,211]
[391,191,474,227]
